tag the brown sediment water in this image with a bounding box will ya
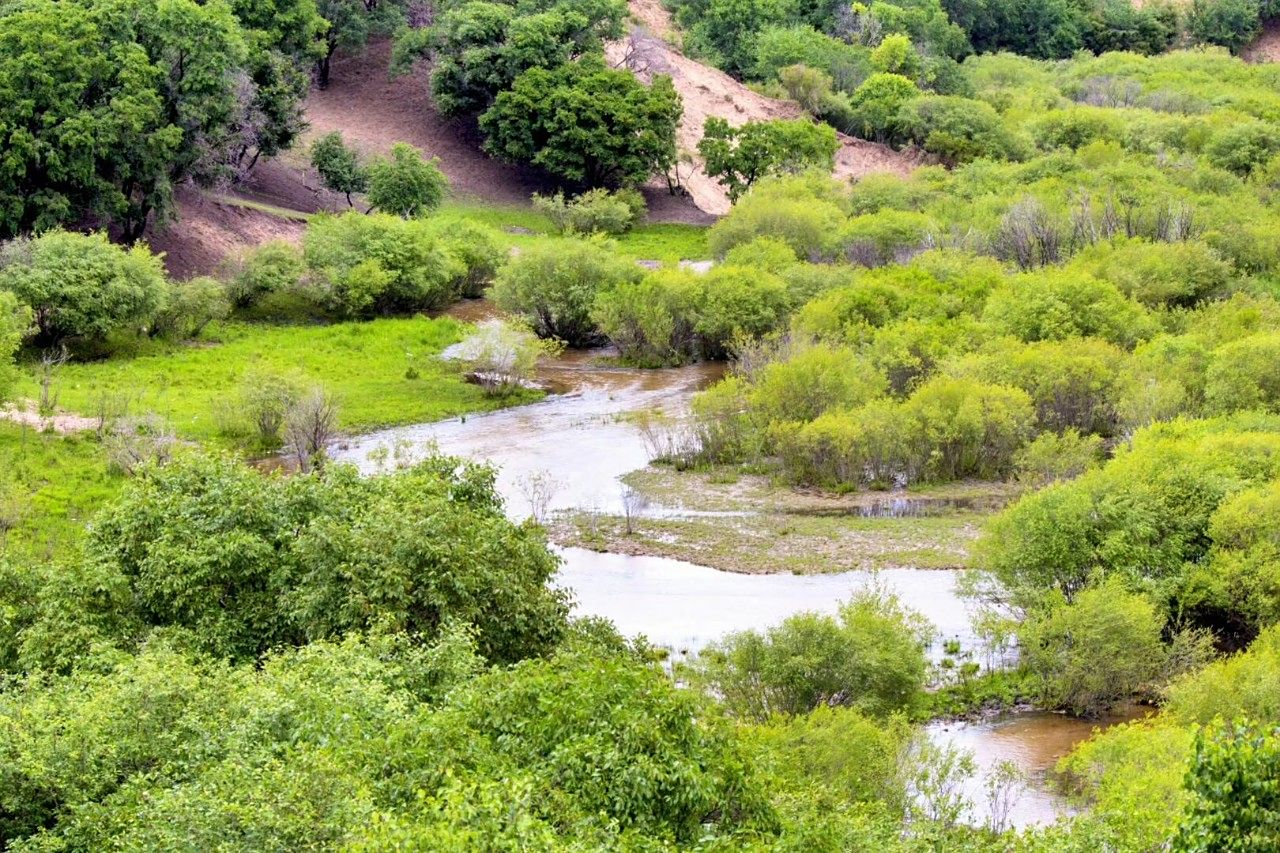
[925,705,1149,830]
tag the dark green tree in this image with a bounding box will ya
[310,131,369,205]
[365,143,449,217]
[480,60,681,188]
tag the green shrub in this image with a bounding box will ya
[151,277,230,340]
[1013,428,1103,487]
[1074,239,1232,308]
[836,210,934,266]
[365,142,448,218]
[897,95,1027,164]
[302,212,465,317]
[14,452,570,667]
[748,343,886,424]
[1019,577,1166,716]
[592,270,703,366]
[1205,333,1280,413]
[983,269,1155,348]
[1174,720,1280,852]
[419,217,507,298]
[688,589,931,721]
[708,189,846,259]
[534,188,647,235]
[1165,625,1280,725]
[0,230,167,346]
[694,265,791,357]
[846,73,919,143]
[1205,121,1280,177]
[223,240,306,309]
[490,237,642,346]
[1187,0,1262,53]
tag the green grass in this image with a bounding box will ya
[438,201,710,263]
[0,423,122,560]
[15,316,537,446]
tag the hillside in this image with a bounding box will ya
[607,0,923,215]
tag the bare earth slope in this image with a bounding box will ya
[608,0,924,214]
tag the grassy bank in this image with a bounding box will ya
[15,316,536,446]
[550,466,1015,574]
[0,424,121,560]
[439,201,710,264]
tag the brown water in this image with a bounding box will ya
[926,706,1148,829]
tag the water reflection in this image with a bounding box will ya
[554,547,975,656]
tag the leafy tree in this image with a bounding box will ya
[16,452,570,666]
[365,143,449,218]
[480,60,682,188]
[1174,720,1280,852]
[698,118,839,201]
[0,0,180,239]
[678,0,798,77]
[0,230,168,346]
[870,33,922,79]
[1019,578,1166,716]
[846,73,919,143]
[688,589,931,721]
[407,0,627,116]
[489,237,642,346]
[1187,0,1262,53]
[310,132,369,205]
[314,0,404,86]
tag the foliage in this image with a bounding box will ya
[489,237,642,346]
[0,231,168,346]
[302,212,466,316]
[687,588,931,721]
[8,452,569,667]
[533,188,647,235]
[592,269,705,366]
[481,60,681,188]
[151,277,231,340]
[223,240,306,309]
[1019,577,1167,715]
[1175,720,1280,852]
[698,118,839,201]
[411,0,627,117]
[310,131,369,205]
[0,292,28,403]
[365,143,449,218]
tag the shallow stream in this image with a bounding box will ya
[331,324,1125,829]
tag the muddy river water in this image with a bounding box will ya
[332,336,1124,830]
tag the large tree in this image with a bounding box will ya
[0,0,180,239]
[480,60,681,188]
[397,0,627,116]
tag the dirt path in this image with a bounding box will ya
[609,0,923,215]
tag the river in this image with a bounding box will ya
[330,319,1120,829]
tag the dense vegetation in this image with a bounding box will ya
[4,0,1280,845]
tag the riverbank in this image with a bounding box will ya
[550,466,1018,574]
[10,316,536,449]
